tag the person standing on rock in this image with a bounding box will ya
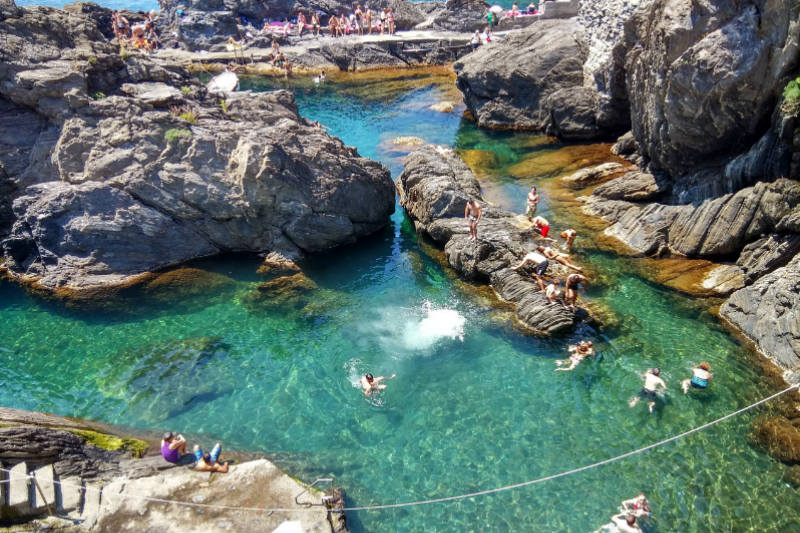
[470,30,482,51]
[513,250,549,291]
[355,5,364,35]
[465,199,482,241]
[525,186,539,220]
[380,8,387,34]
[629,368,667,414]
[364,7,373,34]
[564,272,588,309]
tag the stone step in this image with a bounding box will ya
[57,475,84,513]
[80,483,103,530]
[7,462,32,515]
[0,462,8,508]
[31,464,56,513]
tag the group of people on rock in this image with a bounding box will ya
[112,10,159,51]
[261,5,397,40]
[160,431,230,473]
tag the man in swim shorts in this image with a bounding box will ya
[564,273,588,309]
[193,442,229,473]
[512,250,548,291]
[361,373,396,396]
[464,199,482,242]
[629,368,667,413]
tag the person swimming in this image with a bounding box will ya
[360,372,396,396]
[681,362,713,394]
[629,368,667,413]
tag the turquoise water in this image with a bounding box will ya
[2,75,800,533]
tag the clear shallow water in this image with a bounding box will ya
[2,75,800,532]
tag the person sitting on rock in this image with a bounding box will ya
[329,14,338,36]
[545,282,562,305]
[537,245,582,271]
[527,0,539,13]
[511,1,521,15]
[361,373,396,396]
[113,11,130,41]
[464,199,482,241]
[556,340,594,371]
[564,272,588,309]
[193,443,229,473]
[310,12,321,36]
[339,13,348,35]
[470,29,482,50]
[161,432,188,464]
[681,362,713,394]
[297,11,307,36]
[560,228,576,249]
[282,19,292,37]
[530,215,551,239]
[512,250,549,291]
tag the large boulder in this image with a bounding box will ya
[397,145,583,334]
[2,91,394,290]
[624,0,800,183]
[721,252,800,374]
[454,20,626,139]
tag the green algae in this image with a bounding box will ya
[67,429,149,458]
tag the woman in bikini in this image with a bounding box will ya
[555,341,594,371]
[681,362,713,394]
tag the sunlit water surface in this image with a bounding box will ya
[1,74,799,533]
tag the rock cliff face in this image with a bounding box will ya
[0,0,395,291]
[454,20,627,139]
[397,145,583,334]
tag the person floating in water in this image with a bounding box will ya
[621,493,651,518]
[193,442,229,473]
[361,373,396,396]
[464,199,482,242]
[681,362,713,394]
[629,368,667,413]
[512,249,549,291]
[525,186,539,221]
[609,512,643,533]
[560,228,576,250]
[556,340,594,371]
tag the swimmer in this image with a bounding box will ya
[610,512,643,533]
[629,368,667,413]
[464,199,482,241]
[537,245,582,272]
[525,186,539,220]
[560,228,576,250]
[621,493,651,518]
[512,250,549,291]
[564,273,588,309]
[360,373,396,396]
[555,340,594,371]
[681,362,713,394]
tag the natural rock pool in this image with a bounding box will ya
[2,73,799,532]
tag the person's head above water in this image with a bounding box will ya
[365,373,374,383]
[650,367,661,376]
[698,362,711,371]
[625,514,636,526]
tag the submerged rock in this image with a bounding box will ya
[750,415,800,464]
[397,145,585,334]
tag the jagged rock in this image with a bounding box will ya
[0,161,16,236]
[721,252,800,372]
[583,179,800,259]
[737,234,800,283]
[424,0,488,32]
[397,145,581,334]
[610,131,638,157]
[560,162,626,189]
[624,0,800,182]
[592,169,667,201]
[454,20,625,139]
[120,82,183,107]
[257,251,302,278]
[2,90,394,290]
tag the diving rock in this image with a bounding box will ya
[398,145,581,334]
[721,252,800,373]
[592,169,667,201]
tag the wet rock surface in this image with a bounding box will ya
[398,145,584,334]
[0,0,395,293]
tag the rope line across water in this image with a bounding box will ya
[1,383,796,513]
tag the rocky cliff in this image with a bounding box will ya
[0,0,395,292]
[397,145,584,334]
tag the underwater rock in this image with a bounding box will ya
[95,337,235,424]
[392,136,426,148]
[243,272,319,312]
[257,251,302,278]
[397,145,583,334]
[429,101,455,113]
[750,415,800,464]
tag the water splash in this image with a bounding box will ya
[400,301,466,351]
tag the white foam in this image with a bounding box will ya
[399,302,466,351]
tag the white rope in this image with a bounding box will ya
[1,383,796,513]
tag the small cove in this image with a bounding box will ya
[1,73,799,532]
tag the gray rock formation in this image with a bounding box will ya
[398,145,583,334]
[454,20,627,139]
[721,253,800,373]
[0,0,395,292]
[592,169,667,201]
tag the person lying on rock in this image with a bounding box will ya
[537,245,582,271]
[530,216,551,239]
[560,228,576,250]
[512,250,549,291]
[194,443,229,473]
[361,373,396,396]
[545,283,562,305]
[681,362,713,394]
[555,340,594,371]
[161,431,189,464]
[629,368,667,414]
[465,199,483,242]
[564,273,588,309]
